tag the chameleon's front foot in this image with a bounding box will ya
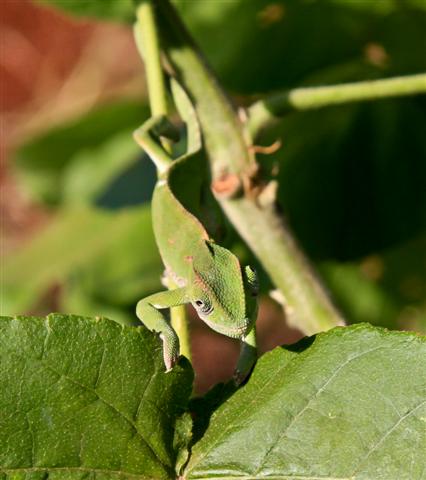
[233,328,257,386]
[136,288,187,373]
[160,331,180,372]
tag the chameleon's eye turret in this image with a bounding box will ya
[193,299,214,316]
[244,265,259,297]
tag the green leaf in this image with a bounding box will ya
[320,261,398,328]
[175,1,426,93]
[14,101,148,205]
[2,206,162,317]
[319,234,426,333]
[270,96,426,260]
[185,324,426,479]
[0,314,193,479]
[62,130,140,206]
[39,0,426,26]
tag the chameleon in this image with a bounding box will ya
[133,106,259,384]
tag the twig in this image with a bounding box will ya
[248,73,426,136]
[134,1,168,116]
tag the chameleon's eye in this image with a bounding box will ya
[194,300,213,315]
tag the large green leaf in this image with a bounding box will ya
[0,314,193,479]
[185,324,426,479]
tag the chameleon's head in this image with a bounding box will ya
[189,243,258,339]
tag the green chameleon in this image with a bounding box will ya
[133,100,259,384]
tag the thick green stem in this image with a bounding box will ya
[134,0,191,360]
[152,0,344,335]
[248,73,426,136]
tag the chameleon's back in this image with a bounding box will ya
[152,152,217,285]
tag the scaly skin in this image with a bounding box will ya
[134,116,258,383]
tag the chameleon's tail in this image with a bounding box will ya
[133,115,179,175]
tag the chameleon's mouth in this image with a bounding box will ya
[201,316,252,339]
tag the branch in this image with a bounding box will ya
[248,73,426,136]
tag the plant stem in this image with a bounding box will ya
[134,0,191,360]
[152,0,344,335]
[248,73,426,136]
[134,1,168,117]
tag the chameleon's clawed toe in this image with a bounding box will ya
[159,332,180,373]
[164,354,180,373]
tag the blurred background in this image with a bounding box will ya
[2,0,426,393]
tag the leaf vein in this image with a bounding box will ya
[253,346,383,474]
[350,399,426,477]
[23,357,168,471]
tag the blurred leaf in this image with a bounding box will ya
[96,152,157,209]
[40,0,426,91]
[176,0,426,93]
[380,235,426,307]
[61,276,135,326]
[0,314,193,479]
[186,324,426,479]
[268,96,426,260]
[62,130,139,205]
[2,206,162,316]
[328,0,426,14]
[66,207,163,307]
[320,262,398,328]
[14,101,148,205]
[319,234,426,332]
[38,0,134,22]
[40,0,426,27]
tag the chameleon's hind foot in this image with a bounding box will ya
[234,328,257,386]
[233,360,256,386]
[233,369,247,386]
